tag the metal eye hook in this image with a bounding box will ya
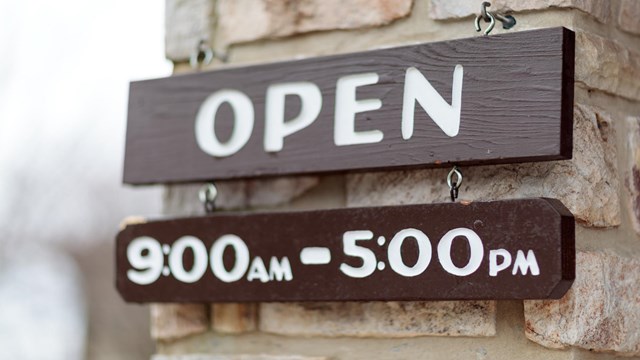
[475,2,516,35]
[480,1,491,21]
[199,183,218,214]
[475,11,496,36]
[190,40,214,70]
[447,166,463,202]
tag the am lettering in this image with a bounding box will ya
[195,65,463,157]
[247,256,293,283]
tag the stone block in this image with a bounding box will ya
[166,0,215,61]
[211,303,258,334]
[259,301,496,337]
[216,0,413,47]
[576,31,640,102]
[163,177,319,213]
[151,304,209,341]
[153,355,327,360]
[429,0,609,23]
[246,177,320,208]
[524,251,640,356]
[617,0,640,35]
[626,116,640,235]
[346,104,620,228]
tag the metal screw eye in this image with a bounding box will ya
[447,166,463,202]
[199,183,218,213]
[475,11,496,36]
[190,40,214,70]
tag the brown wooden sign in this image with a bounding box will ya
[123,27,574,185]
[116,198,574,303]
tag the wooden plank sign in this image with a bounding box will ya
[116,198,575,303]
[123,27,574,185]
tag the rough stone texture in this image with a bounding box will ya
[212,303,258,334]
[216,0,413,47]
[576,31,640,102]
[627,116,640,235]
[163,177,319,214]
[347,104,620,228]
[524,251,640,356]
[158,177,317,342]
[153,355,326,360]
[259,301,496,337]
[151,304,209,341]
[245,177,320,208]
[617,0,640,35]
[429,0,609,22]
[166,0,216,60]
[158,0,640,357]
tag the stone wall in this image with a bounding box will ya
[153,0,640,359]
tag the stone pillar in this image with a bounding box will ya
[152,0,640,358]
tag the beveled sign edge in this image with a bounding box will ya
[541,197,576,299]
[560,27,576,163]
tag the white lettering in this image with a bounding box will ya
[489,248,512,277]
[269,256,293,281]
[195,89,254,157]
[194,66,467,157]
[126,236,163,285]
[247,257,270,283]
[334,73,383,146]
[388,228,432,277]
[264,82,322,152]
[339,230,376,278]
[300,247,331,265]
[437,227,483,276]
[210,234,250,282]
[512,250,540,276]
[402,65,463,139]
[169,236,208,283]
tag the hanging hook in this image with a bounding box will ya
[190,40,213,70]
[480,1,491,21]
[198,183,218,214]
[475,2,516,36]
[447,166,463,202]
[474,10,496,35]
[494,12,517,29]
[190,39,228,70]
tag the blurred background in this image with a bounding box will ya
[0,0,172,358]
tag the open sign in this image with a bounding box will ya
[123,27,573,184]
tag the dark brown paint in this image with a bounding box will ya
[123,27,575,185]
[116,198,575,303]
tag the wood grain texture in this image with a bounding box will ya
[116,198,575,303]
[124,27,574,184]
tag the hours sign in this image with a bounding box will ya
[123,27,574,184]
[116,198,575,302]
